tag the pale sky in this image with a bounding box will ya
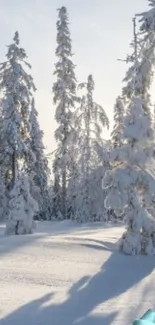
[0,0,150,155]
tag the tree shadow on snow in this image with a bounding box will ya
[0,233,43,256]
[0,220,120,256]
[67,237,117,252]
[1,247,155,325]
[0,221,98,256]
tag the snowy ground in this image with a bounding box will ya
[0,221,155,325]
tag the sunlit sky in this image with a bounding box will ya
[0,0,151,154]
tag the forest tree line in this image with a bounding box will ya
[1,1,155,256]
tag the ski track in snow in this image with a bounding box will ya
[0,221,155,325]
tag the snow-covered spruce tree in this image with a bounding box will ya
[69,75,109,222]
[0,32,39,234]
[28,98,51,220]
[103,29,155,255]
[103,99,155,254]
[111,96,124,148]
[52,6,78,219]
[0,32,36,189]
[5,172,38,235]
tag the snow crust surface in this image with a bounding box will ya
[0,221,155,325]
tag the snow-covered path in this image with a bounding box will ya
[0,221,155,325]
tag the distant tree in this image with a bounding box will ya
[111,96,124,148]
[68,75,109,222]
[28,98,51,219]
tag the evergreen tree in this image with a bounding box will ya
[69,75,109,222]
[0,32,35,188]
[28,98,51,219]
[52,6,78,219]
[78,75,109,170]
[103,28,155,255]
[111,96,124,148]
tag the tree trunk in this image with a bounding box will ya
[15,220,19,235]
[85,90,91,220]
[62,168,67,219]
[12,150,16,188]
[53,172,61,218]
